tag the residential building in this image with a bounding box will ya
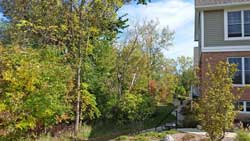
[194,0,250,121]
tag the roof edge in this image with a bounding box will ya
[196,1,250,9]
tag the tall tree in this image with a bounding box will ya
[116,20,174,96]
[0,0,126,134]
[175,56,197,99]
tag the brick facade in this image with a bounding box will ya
[201,51,250,101]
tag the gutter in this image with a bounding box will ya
[196,1,250,10]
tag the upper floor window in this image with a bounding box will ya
[244,10,250,36]
[228,57,250,85]
[226,10,250,39]
[228,11,242,37]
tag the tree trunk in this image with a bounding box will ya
[75,47,82,136]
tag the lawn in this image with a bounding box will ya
[88,104,176,141]
[114,130,179,141]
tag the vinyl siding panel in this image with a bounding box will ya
[204,10,250,47]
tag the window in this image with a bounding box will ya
[228,11,242,37]
[235,101,250,112]
[226,10,250,39]
[236,101,244,111]
[228,58,242,84]
[245,58,250,84]
[246,102,250,112]
[228,57,250,85]
[244,10,250,36]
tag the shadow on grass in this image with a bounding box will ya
[88,104,176,141]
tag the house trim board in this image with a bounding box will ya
[202,46,250,52]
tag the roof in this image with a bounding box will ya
[195,0,250,8]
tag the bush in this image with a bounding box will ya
[0,46,74,138]
[117,92,156,122]
[180,101,199,128]
[236,130,250,141]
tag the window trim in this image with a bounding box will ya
[227,57,250,87]
[224,9,250,40]
[238,101,250,113]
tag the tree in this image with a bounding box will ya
[195,61,240,141]
[0,0,126,135]
[154,58,178,104]
[116,20,174,96]
[0,46,74,138]
[0,0,174,136]
[175,56,197,100]
[117,91,155,122]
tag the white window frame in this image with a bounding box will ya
[239,101,250,113]
[224,9,250,40]
[227,57,250,87]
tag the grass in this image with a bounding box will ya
[88,104,176,140]
[7,104,175,141]
[236,130,250,141]
[114,130,179,141]
[25,124,92,141]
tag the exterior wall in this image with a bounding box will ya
[236,113,250,120]
[194,47,200,67]
[204,10,250,47]
[196,0,250,7]
[196,0,250,121]
[201,51,250,101]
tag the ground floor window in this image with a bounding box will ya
[236,101,250,112]
[228,57,250,85]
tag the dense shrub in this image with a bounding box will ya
[117,92,156,122]
[180,101,199,128]
[0,46,74,137]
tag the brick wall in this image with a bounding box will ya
[201,51,250,101]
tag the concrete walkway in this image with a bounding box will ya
[177,128,237,138]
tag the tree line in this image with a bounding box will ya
[0,0,195,139]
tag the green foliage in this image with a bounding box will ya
[89,105,175,139]
[0,1,196,139]
[0,46,74,137]
[0,0,129,135]
[115,20,175,103]
[175,56,198,99]
[236,130,250,141]
[0,0,124,48]
[181,102,199,128]
[195,61,240,141]
[84,45,118,119]
[80,83,101,121]
[114,130,179,141]
[117,92,156,122]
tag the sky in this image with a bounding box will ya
[0,0,196,58]
[119,0,197,58]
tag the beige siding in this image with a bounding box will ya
[204,10,250,47]
[193,47,200,66]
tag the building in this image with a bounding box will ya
[194,0,250,121]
